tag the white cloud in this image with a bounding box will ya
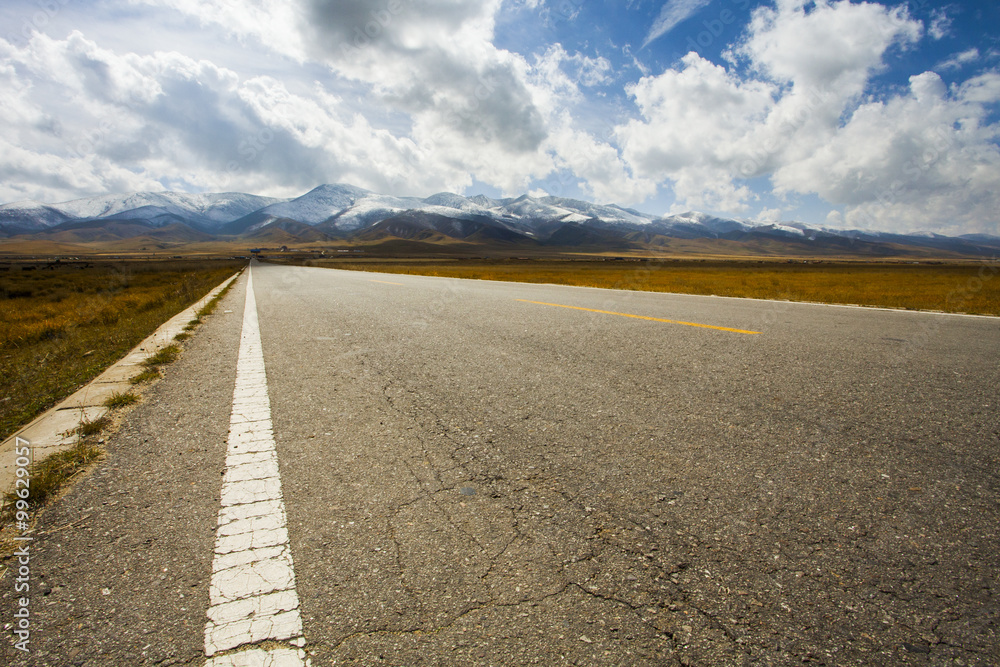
[756,206,783,223]
[128,0,579,196]
[531,44,612,107]
[825,210,844,227]
[147,0,552,165]
[616,52,775,211]
[643,0,712,48]
[929,8,952,40]
[617,0,1000,234]
[565,50,612,87]
[779,72,1000,235]
[548,123,656,204]
[0,137,164,204]
[1,1,648,208]
[2,0,996,237]
[937,48,980,71]
[120,0,651,204]
[128,0,307,61]
[736,0,921,97]
[626,50,650,77]
[0,31,486,202]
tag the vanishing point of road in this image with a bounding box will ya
[2,260,998,666]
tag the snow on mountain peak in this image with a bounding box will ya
[421,192,487,213]
[4,184,995,251]
[0,200,46,212]
[1,191,286,227]
[259,184,373,224]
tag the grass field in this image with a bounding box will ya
[0,259,242,440]
[287,257,1000,316]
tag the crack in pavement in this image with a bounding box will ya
[329,372,721,663]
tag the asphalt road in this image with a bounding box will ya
[2,261,998,666]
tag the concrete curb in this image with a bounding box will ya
[0,269,244,502]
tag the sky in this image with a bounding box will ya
[1,0,998,235]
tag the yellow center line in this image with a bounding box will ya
[516,299,761,335]
[370,280,405,285]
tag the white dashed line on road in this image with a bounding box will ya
[204,265,309,665]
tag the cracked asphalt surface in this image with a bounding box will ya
[3,261,999,665]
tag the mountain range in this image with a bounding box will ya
[2,184,998,258]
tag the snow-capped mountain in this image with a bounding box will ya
[0,202,75,231]
[0,191,285,233]
[1,183,998,256]
[250,184,369,225]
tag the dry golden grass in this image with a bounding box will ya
[76,414,112,438]
[141,344,182,368]
[310,258,1000,315]
[103,390,140,409]
[129,367,161,384]
[0,259,241,440]
[1,439,103,511]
